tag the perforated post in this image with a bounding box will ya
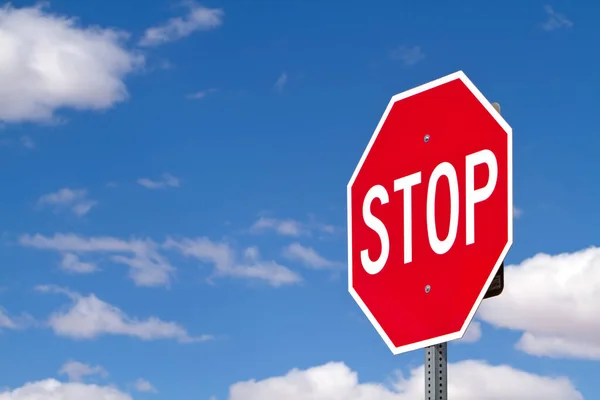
[425,343,447,400]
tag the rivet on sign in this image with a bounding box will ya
[425,285,431,293]
[424,134,430,143]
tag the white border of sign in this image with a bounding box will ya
[347,70,513,355]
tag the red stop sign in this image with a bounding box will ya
[347,71,513,355]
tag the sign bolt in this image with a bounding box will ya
[424,134,430,143]
[425,285,431,293]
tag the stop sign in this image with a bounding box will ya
[347,71,513,355]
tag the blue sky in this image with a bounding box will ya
[0,1,598,399]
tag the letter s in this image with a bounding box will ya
[360,185,390,275]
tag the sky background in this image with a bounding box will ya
[0,1,598,399]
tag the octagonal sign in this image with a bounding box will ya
[347,71,513,355]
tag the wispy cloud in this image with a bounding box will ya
[0,307,18,330]
[137,173,180,189]
[20,233,175,287]
[251,217,307,237]
[541,5,573,31]
[20,135,35,149]
[133,378,157,393]
[275,72,288,92]
[186,88,217,100]
[59,361,108,382]
[164,237,302,287]
[20,232,304,288]
[250,216,336,238]
[282,243,340,269]
[60,253,98,274]
[0,136,35,149]
[390,45,425,66]
[36,285,212,343]
[514,206,524,219]
[37,188,97,217]
[0,306,36,331]
[139,2,224,47]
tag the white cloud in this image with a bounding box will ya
[60,253,98,274]
[37,188,97,217]
[275,72,288,92]
[139,3,223,47]
[137,173,180,189]
[542,5,573,31]
[227,360,582,400]
[20,233,174,287]
[455,321,482,344]
[0,4,142,124]
[0,379,132,400]
[282,243,340,269]
[390,45,425,66]
[164,237,302,287]
[133,378,157,393]
[36,285,212,343]
[478,246,600,360]
[251,217,306,237]
[58,361,108,382]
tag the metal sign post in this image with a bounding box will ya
[425,343,447,400]
[423,101,504,400]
